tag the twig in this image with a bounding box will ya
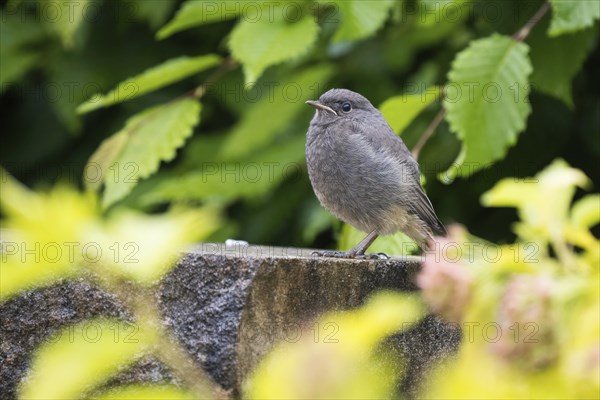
[412,107,447,160]
[513,2,552,42]
[192,58,238,99]
[412,1,551,160]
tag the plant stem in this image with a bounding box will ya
[513,2,552,42]
[192,58,238,99]
[412,107,447,160]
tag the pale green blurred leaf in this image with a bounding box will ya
[157,0,244,39]
[82,208,218,285]
[379,86,441,135]
[548,0,600,36]
[529,20,598,107]
[444,34,532,177]
[328,0,395,42]
[301,200,336,244]
[247,291,424,399]
[0,10,45,91]
[78,55,220,113]
[44,0,90,48]
[481,159,590,243]
[337,223,418,256]
[129,0,177,29]
[229,13,319,84]
[92,384,196,400]
[95,98,201,207]
[571,194,600,229]
[19,319,150,399]
[85,131,128,191]
[219,64,332,160]
[0,171,98,300]
[417,0,469,27]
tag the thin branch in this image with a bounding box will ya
[412,1,551,160]
[412,107,447,160]
[513,1,552,42]
[192,58,238,99]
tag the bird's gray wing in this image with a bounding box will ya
[409,184,447,236]
[356,112,447,236]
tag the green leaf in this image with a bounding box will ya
[548,0,600,36]
[93,385,196,400]
[229,14,319,84]
[443,34,532,178]
[529,20,598,106]
[84,131,128,190]
[338,224,418,256]
[19,319,150,399]
[379,87,441,134]
[0,10,45,91]
[129,0,177,29]
[83,208,218,284]
[44,0,90,48]
[0,171,99,301]
[95,98,201,207]
[219,64,333,160]
[77,55,220,114]
[571,194,600,229]
[481,159,590,243]
[157,0,244,39]
[141,134,306,205]
[329,0,395,42]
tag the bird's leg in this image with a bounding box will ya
[312,230,386,259]
[348,230,379,256]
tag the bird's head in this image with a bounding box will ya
[306,88,376,122]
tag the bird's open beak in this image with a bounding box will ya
[305,100,337,116]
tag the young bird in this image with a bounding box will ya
[305,88,446,258]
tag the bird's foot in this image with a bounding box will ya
[310,250,389,260]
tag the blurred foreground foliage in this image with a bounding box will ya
[1,0,599,399]
[247,159,599,399]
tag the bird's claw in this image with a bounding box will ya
[310,250,389,260]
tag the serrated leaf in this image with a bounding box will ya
[444,34,532,177]
[157,0,244,39]
[379,87,441,135]
[77,55,220,113]
[84,131,128,190]
[328,0,394,42]
[99,98,201,207]
[220,64,332,160]
[229,14,319,84]
[548,0,600,36]
[141,134,306,205]
[19,319,150,399]
[529,19,598,106]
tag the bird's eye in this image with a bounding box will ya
[341,102,352,113]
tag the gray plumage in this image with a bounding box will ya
[305,88,446,253]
